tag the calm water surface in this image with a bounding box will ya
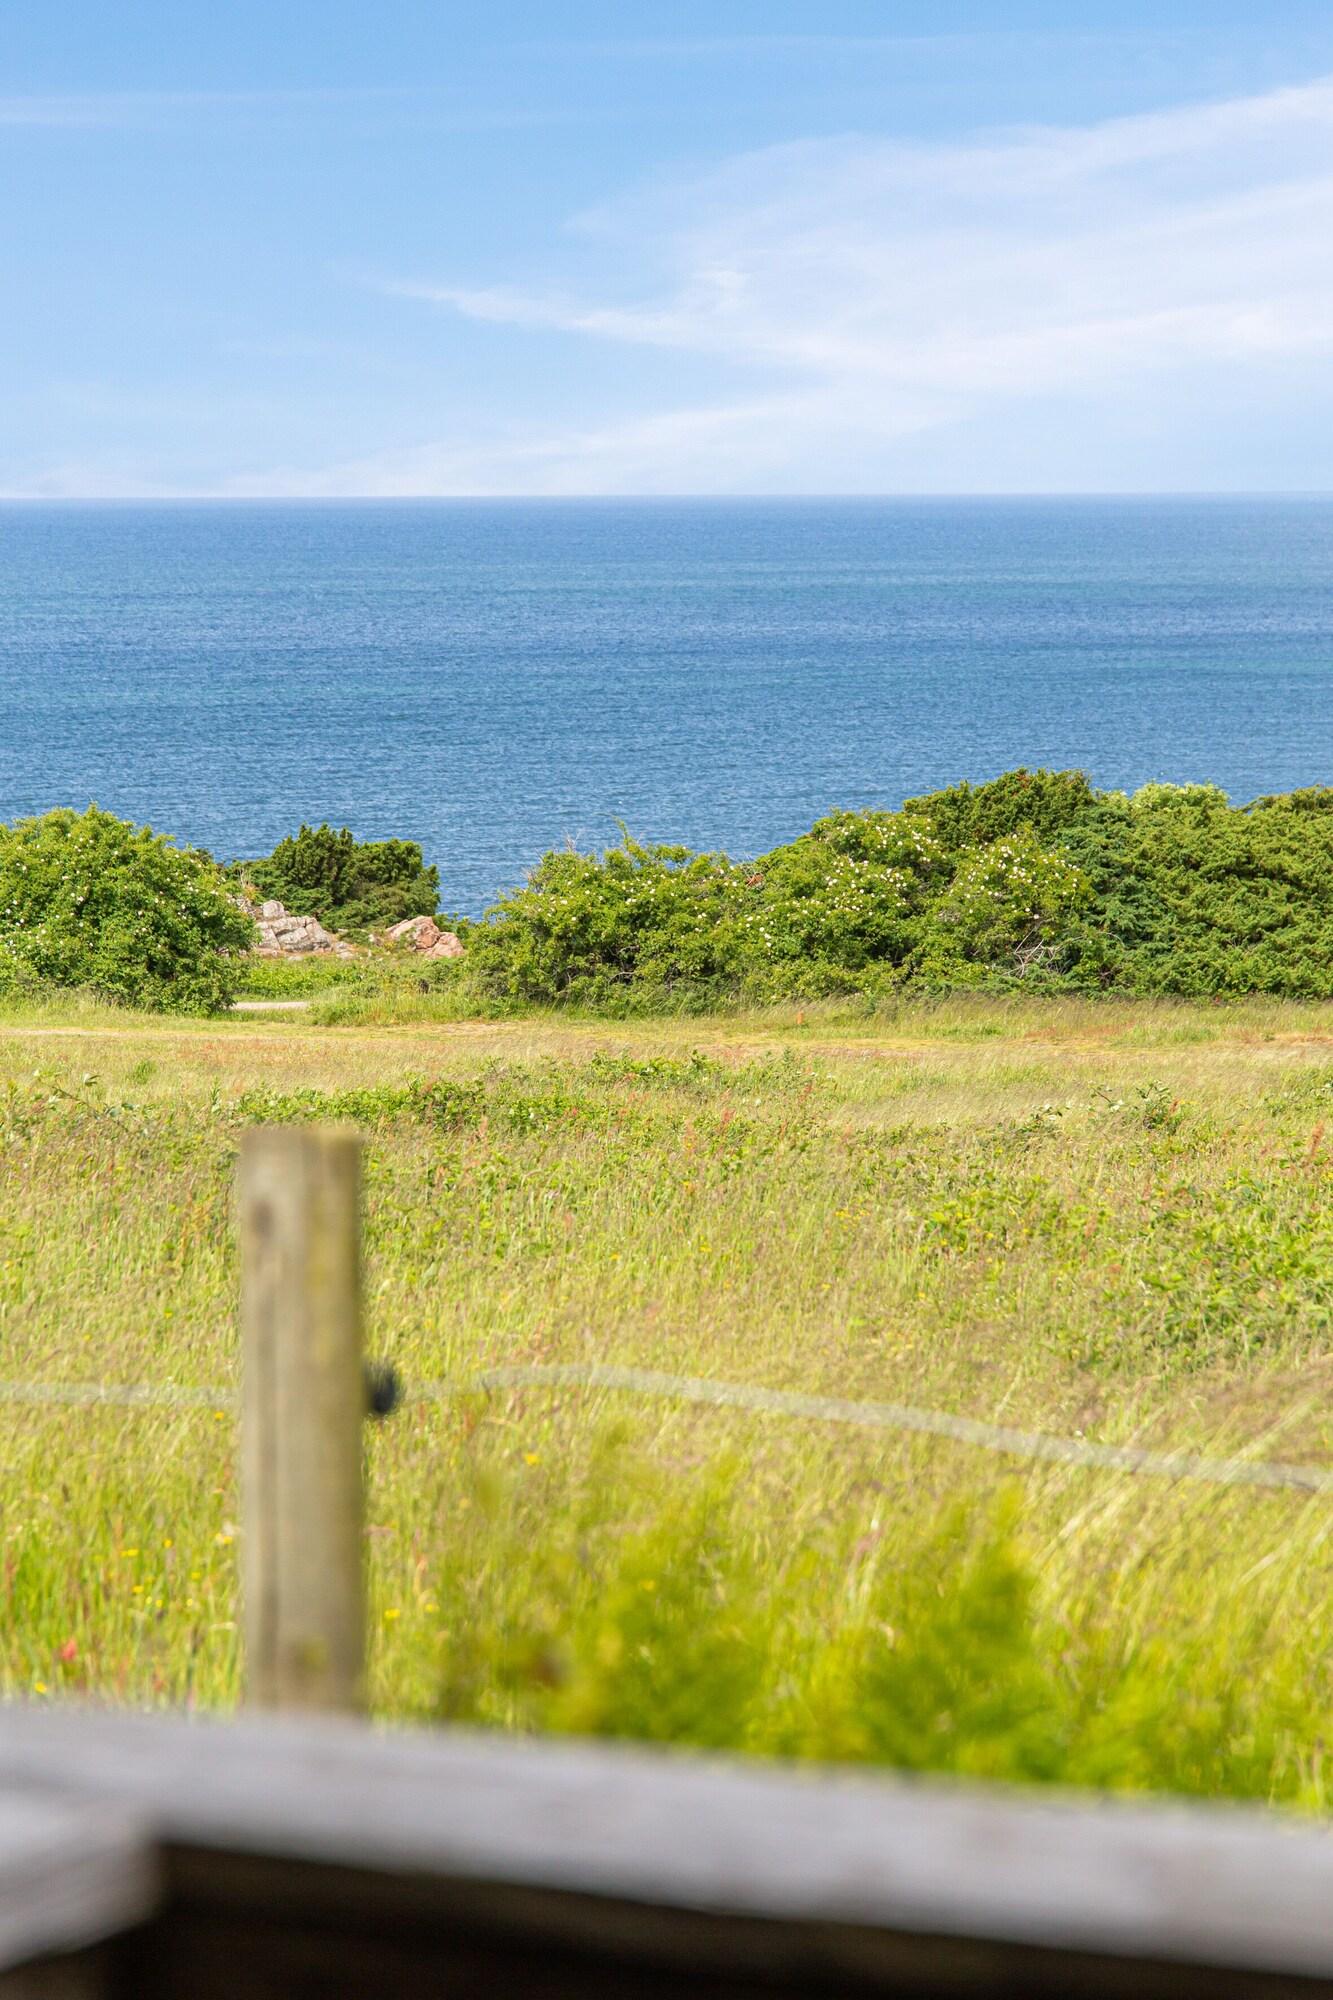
[0,498,1330,912]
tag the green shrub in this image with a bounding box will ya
[783,1502,1071,1780]
[433,1456,1328,1805]
[545,1479,769,1749]
[466,770,1333,1007]
[463,836,750,1004]
[902,765,1101,853]
[233,953,371,999]
[240,822,439,935]
[235,1076,483,1129]
[916,826,1089,978]
[0,806,252,1014]
[1059,784,1333,996]
[739,810,949,977]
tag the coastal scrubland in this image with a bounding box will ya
[1,993,1329,1806]
[6,770,1333,1019]
[455,768,1333,1006]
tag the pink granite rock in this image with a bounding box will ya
[385,915,442,950]
[251,899,340,956]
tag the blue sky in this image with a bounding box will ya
[8,1,1333,495]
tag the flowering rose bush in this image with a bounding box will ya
[737,811,949,976]
[0,807,253,1013]
[467,814,958,1004]
[337,767,1333,1006]
[463,836,752,1004]
[920,826,1088,973]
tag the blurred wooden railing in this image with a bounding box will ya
[1,1704,1331,1997]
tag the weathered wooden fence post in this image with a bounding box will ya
[239,1126,366,1713]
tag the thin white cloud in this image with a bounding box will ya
[226,388,952,499]
[519,32,1167,63]
[532,35,989,59]
[0,88,407,128]
[347,73,1333,492]
[29,71,1331,496]
[0,88,584,134]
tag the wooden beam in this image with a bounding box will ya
[238,1127,365,1714]
[0,1794,158,1982]
[0,1708,1330,1994]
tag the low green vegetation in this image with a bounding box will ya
[465,769,1333,1006]
[0,806,252,1014]
[237,821,440,936]
[236,950,465,1005]
[0,1001,1328,1806]
[7,772,1333,1016]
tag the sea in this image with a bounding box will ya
[1,497,1331,916]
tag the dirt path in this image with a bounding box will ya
[2,1015,1331,1066]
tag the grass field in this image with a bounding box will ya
[1,990,1329,1805]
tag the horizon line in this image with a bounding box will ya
[4,490,1333,505]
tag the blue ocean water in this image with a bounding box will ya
[0,498,1331,915]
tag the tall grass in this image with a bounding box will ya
[0,999,1328,1804]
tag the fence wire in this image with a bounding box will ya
[2,1364,1329,1496]
[0,1381,230,1411]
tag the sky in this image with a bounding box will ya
[7,2,1333,496]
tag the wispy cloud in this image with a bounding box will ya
[347,74,1333,493]
[224,388,948,499]
[518,32,1166,63]
[0,87,422,129]
[0,87,585,134]
[36,72,1329,495]
[527,35,989,59]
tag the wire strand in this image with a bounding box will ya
[4,1365,1328,1495]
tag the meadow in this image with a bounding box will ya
[1,987,1329,1807]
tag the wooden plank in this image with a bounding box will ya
[0,1707,1330,1991]
[238,1126,365,1713]
[131,1850,1333,1999]
[115,1893,1333,2000]
[0,1946,114,2000]
[0,1795,158,1977]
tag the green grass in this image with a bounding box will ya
[0,996,1328,1804]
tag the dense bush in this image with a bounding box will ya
[0,806,252,1013]
[437,1463,1325,1805]
[735,810,949,979]
[917,825,1090,981]
[240,821,439,935]
[465,770,1333,1004]
[903,765,1100,850]
[463,837,746,1004]
[11,774,1331,1016]
[1058,784,1333,996]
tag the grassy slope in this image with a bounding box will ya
[0,994,1329,1800]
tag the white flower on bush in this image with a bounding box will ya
[934,827,1087,962]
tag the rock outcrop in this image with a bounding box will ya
[252,899,354,958]
[237,894,460,961]
[384,915,465,960]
